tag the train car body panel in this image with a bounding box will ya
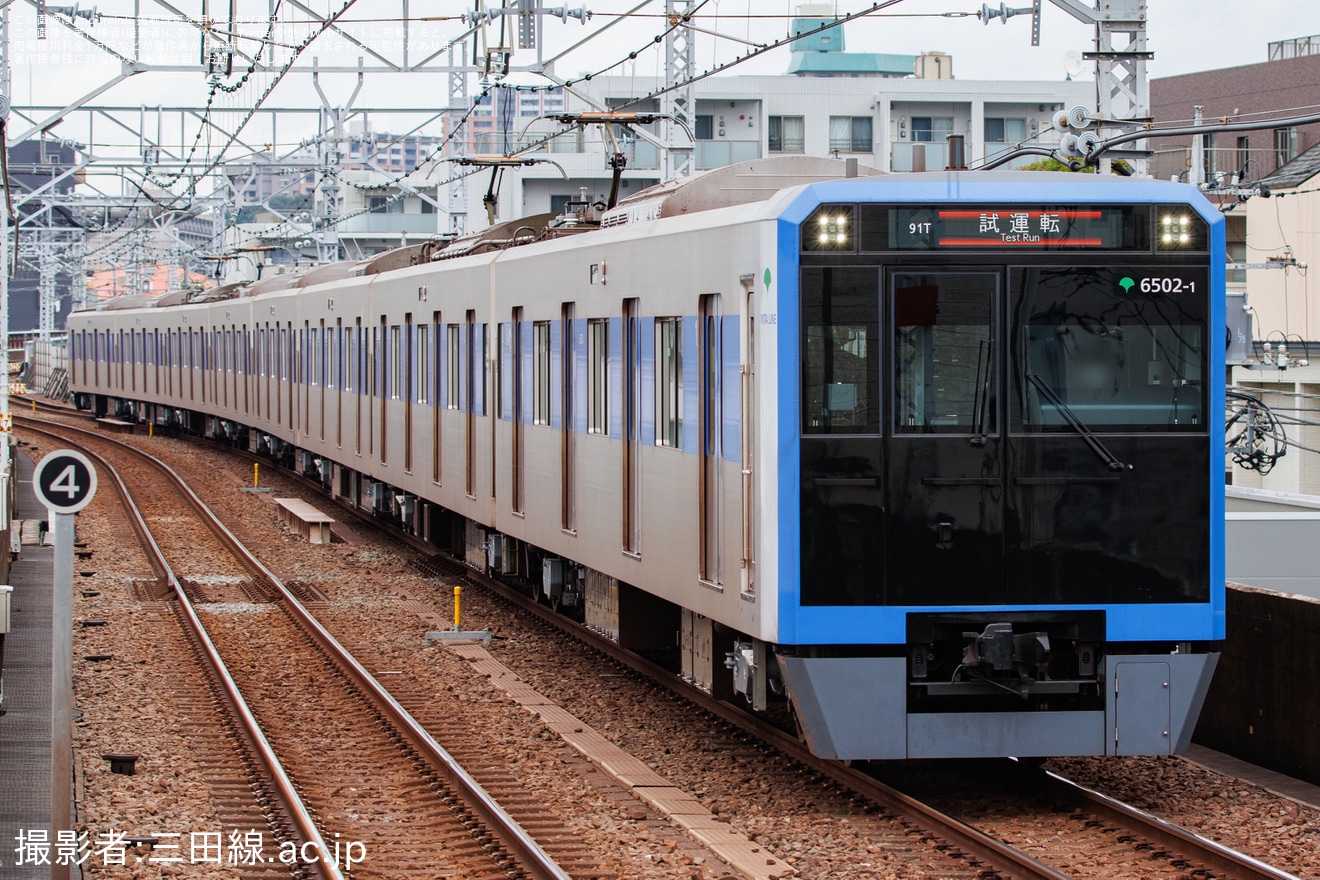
[69,164,1224,760]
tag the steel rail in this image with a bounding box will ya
[450,563,1072,880]
[1043,771,1302,880]
[18,421,343,880]
[19,415,573,880]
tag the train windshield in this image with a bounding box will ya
[1012,266,1208,432]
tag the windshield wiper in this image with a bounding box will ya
[970,339,992,447]
[1026,372,1129,472]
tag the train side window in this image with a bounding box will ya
[588,319,608,433]
[893,272,996,434]
[656,317,683,447]
[801,267,879,434]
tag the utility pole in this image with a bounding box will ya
[662,0,696,180]
[447,41,469,236]
[987,1,1151,174]
[310,58,363,265]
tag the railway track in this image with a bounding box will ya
[24,412,1312,880]
[21,417,573,880]
[299,472,1306,880]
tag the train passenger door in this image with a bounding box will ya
[798,267,884,606]
[885,271,1005,606]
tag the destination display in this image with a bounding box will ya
[833,204,1188,252]
[887,205,1138,250]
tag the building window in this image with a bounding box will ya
[534,321,551,426]
[912,116,953,143]
[769,115,805,152]
[695,115,713,140]
[1274,127,1297,168]
[829,116,872,152]
[984,117,1026,144]
[656,317,682,448]
[1236,136,1251,178]
[589,318,608,433]
[447,324,461,409]
[368,196,404,214]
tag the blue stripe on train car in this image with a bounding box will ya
[681,315,698,455]
[640,317,656,447]
[550,318,563,431]
[608,317,622,441]
[499,323,513,421]
[721,314,741,464]
[519,320,534,425]
[573,318,589,435]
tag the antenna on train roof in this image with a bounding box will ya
[527,111,694,210]
[450,156,568,225]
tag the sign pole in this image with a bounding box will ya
[50,509,72,880]
[32,449,97,880]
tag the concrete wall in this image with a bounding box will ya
[1226,487,1320,598]
[1195,585,1320,786]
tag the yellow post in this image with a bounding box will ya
[30,398,35,412]
[148,422,153,437]
[453,586,462,632]
[254,463,260,487]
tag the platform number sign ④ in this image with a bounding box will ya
[33,450,98,514]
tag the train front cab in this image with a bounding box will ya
[772,176,1224,760]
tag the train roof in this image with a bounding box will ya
[599,155,882,228]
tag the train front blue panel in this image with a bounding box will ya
[774,174,1225,647]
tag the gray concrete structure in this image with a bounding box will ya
[0,452,62,880]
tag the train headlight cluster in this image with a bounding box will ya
[1156,209,1206,251]
[1160,214,1191,246]
[803,204,856,252]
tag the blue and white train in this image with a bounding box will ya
[68,157,1223,759]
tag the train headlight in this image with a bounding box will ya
[1156,210,1206,251]
[803,205,855,252]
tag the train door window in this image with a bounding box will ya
[335,319,344,448]
[741,283,756,598]
[656,317,682,447]
[389,323,402,400]
[623,297,641,554]
[447,324,461,409]
[431,311,441,483]
[801,267,880,434]
[699,294,723,586]
[534,321,551,426]
[353,319,363,455]
[404,314,414,473]
[893,272,996,433]
[561,302,575,533]
[380,318,389,464]
[318,320,327,442]
[589,319,608,433]
[465,310,477,498]
[417,323,429,404]
[343,325,354,393]
[512,308,526,514]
